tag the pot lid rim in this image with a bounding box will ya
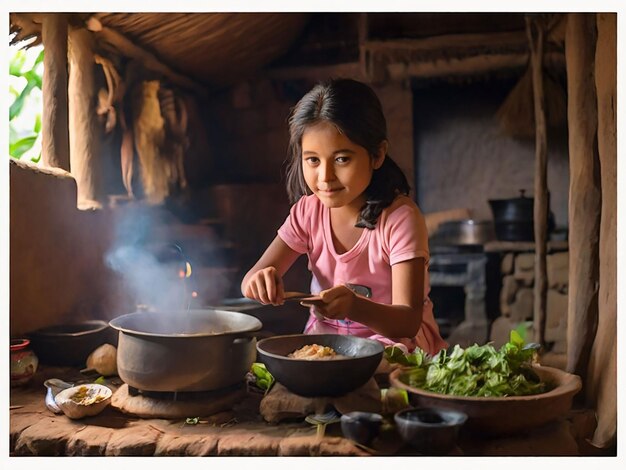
[28,320,109,338]
[108,310,263,338]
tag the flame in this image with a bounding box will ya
[178,262,192,279]
[191,291,198,298]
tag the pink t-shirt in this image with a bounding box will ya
[277,194,447,355]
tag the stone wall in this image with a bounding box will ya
[489,244,569,353]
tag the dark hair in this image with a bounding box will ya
[285,78,410,229]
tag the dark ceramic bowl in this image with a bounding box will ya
[27,320,116,366]
[340,411,383,446]
[256,334,384,397]
[394,407,467,455]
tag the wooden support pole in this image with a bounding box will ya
[564,14,601,379]
[358,13,369,80]
[68,27,102,210]
[525,15,549,348]
[586,12,617,449]
[41,14,70,171]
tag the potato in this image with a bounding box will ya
[86,344,118,376]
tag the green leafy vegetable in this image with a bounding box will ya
[249,362,275,394]
[384,345,427,367]
[385,330,546,398]
[381,387,409,414]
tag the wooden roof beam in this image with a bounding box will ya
[85,16,208,98]
[384,51,565,81]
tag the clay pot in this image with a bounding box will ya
[394,407,467,455]
[340,411,383,446]
[256,334,384,397]
[10,339,39,387]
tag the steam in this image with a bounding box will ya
[105,207,193,312]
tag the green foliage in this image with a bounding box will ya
[249,362,275,394]
[9,46,44,162]
[385,330,546,398]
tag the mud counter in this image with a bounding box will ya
[9,365,597,457]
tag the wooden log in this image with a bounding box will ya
[564,14,601,379]
[399,51,564,81]
[41,14,69,171]
[9,13,43,48]
[85,16,207,98]
[363,31,530,54]
[358,13,369,80]
[525,15,549,347]
[68,27,102,210]
[586,13,617,449]
[265,62,364,82]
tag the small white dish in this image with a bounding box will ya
[54,383,112,419]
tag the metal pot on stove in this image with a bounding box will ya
[488,189,555,242]
[109,309,262,393]
[429,219,496,247]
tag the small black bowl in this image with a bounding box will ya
[341,411,383,446]
[27,320,115,366]
[394,407,467,455]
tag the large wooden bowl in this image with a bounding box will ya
[389,365,582,435]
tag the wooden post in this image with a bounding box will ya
[68,27,102,209]
[358,13,369,79]
[564,14,601,379]
[525,15,549,347]
[586,13,617,449]
[41,13,69,171]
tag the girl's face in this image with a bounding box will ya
[301,121,384,212]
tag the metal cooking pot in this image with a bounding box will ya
[256,334,384,397]
[488,190,554,242]
[429,219,496,247]
[109,309,262,392]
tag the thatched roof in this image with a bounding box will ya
[93,13,309,87]
[9,12,310,90]
[9,12,565,92]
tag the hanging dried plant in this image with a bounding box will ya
[497,14,567,140]
[496,64,567,139]
[132,80,168,204]
[131,80,189,204]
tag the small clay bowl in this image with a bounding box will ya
[394,407,467,455]
[54,384,112,419]
[340,411,383,446]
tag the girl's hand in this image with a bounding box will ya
[307,285,356,320]
[243,266,285,306]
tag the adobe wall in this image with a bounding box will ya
[9,160,129,337]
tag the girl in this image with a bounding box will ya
[241,78,447,355]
